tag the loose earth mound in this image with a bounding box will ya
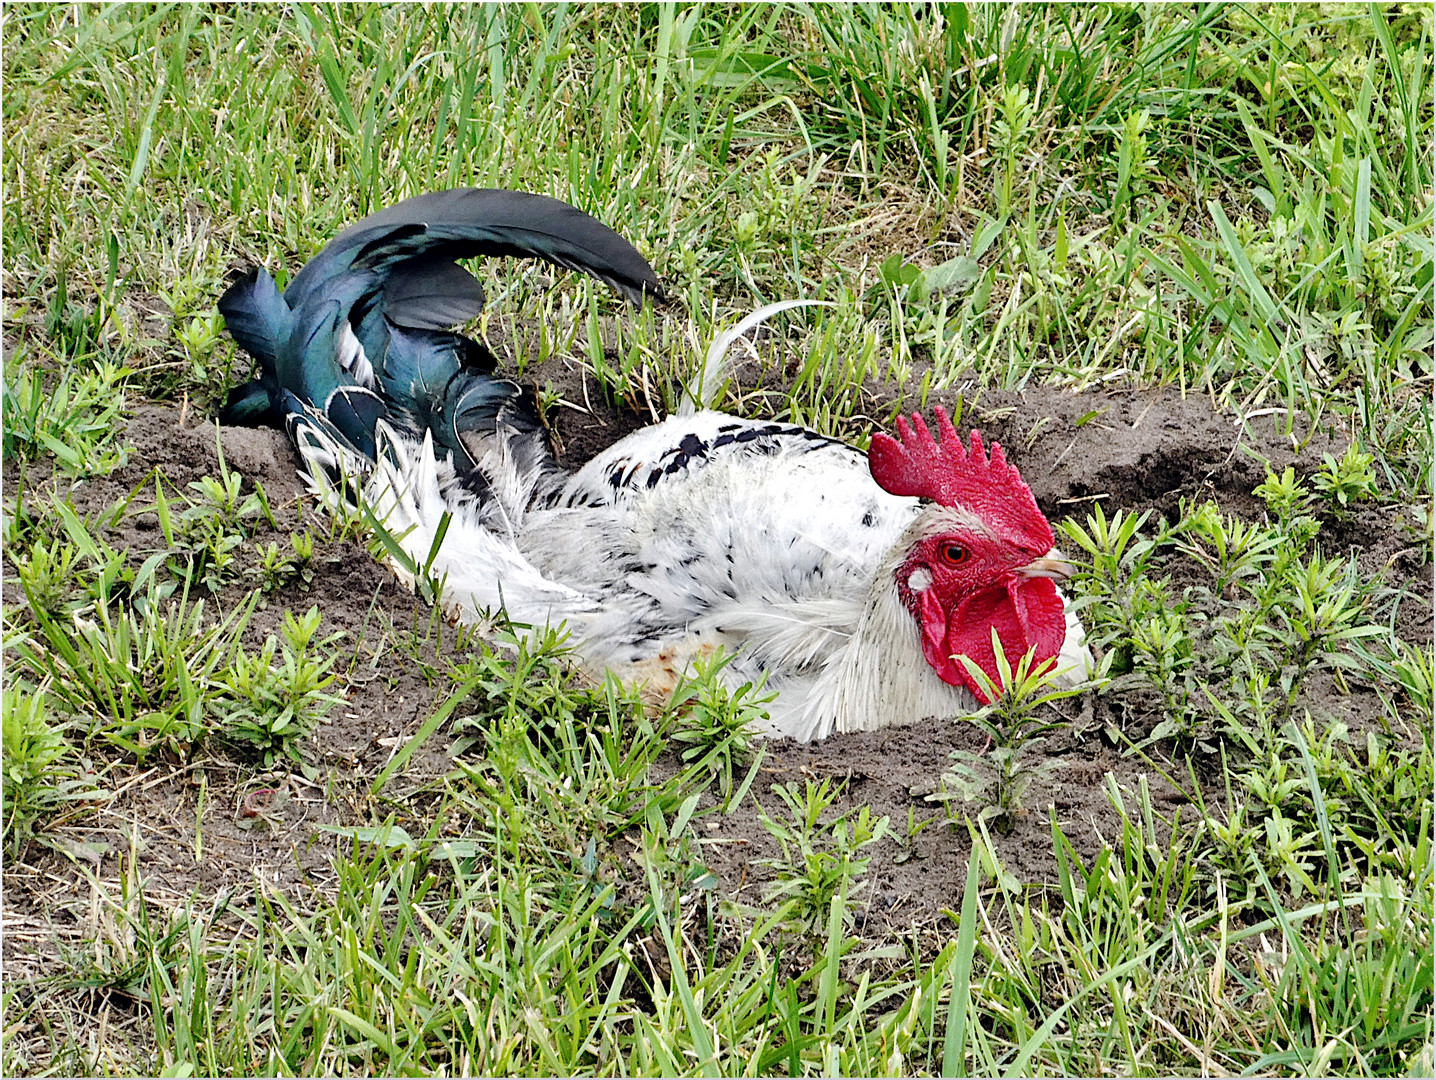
[4,361,1429,960]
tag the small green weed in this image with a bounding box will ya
[218,606,345,770]
[666,650,767,805]
[154,443,276,591]
[11,537,84,622]
[936,637,1088,832]
[1,683,98,857]
[758,777,889,935]
[1379,639,1435,727]
[249,532,318,593]
[1313,442,1380,514]
[1254,464,1313,520]
[1254,464,1324,548]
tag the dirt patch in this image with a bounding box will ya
[530,355,658,468]
[686,717,1190,935]
[3,408,462,980]
[964,385,1324,516]
[4,375,1431,963]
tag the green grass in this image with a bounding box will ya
[3,3,1432,1076]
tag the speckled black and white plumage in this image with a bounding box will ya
[523,411,926,729]
[333,404,1088,743]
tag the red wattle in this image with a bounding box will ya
[935,579,1065,702]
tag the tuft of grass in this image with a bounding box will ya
[13,580,260,763]
[2,358,133,476]
[1,682,98,858]
[6,489,344,773]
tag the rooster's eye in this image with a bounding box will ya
[940,543,968,565]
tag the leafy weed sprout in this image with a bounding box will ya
[219,606,345,770]
[1313,442,1381,515]
[11,537,84,622]
[758,777,889,936]
[666,649,768,806]
[935,635,1090,833]
[250,531,318,593]
[155,438,277,592]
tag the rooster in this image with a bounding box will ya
[218,189,1088,742]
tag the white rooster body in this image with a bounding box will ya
[219,189,1089,743]
[339,408,1087,742]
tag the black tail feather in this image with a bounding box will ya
[285,189,666,309]
[382,257,487,330]
[220,189,663,500]
[218,267,290,369]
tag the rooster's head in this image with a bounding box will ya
[869,411,1072,703]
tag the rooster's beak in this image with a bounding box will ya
[1016,555,1076,582]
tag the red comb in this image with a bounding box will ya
[869,411,1053,545]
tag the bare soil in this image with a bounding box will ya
[4,360,1431,973]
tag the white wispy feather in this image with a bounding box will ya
[679,299,835,415]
